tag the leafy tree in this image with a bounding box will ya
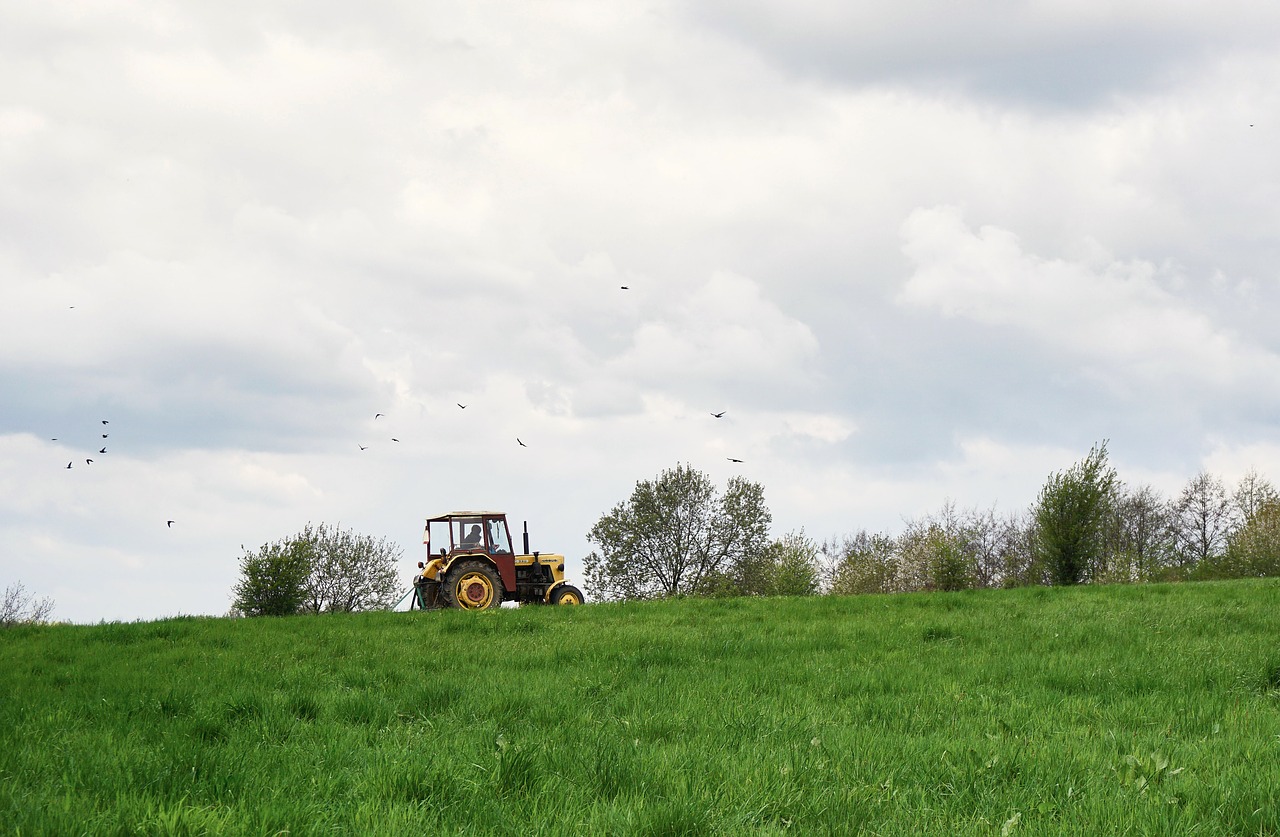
[1,581,54,628]
[298,523,401,613]
[730,530,821,597]
[1033,441,1119,585]
[232,523,402,616]
[1216,499,1280,578]
[765,531,822,597]
[827,530,898,595]
[897,517,975,592]
[231,538,312,616]
[584,463,771,600]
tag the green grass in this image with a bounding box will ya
[2,580,1279,835]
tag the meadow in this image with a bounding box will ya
[2,580,1278,835]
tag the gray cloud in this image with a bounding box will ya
[686,1,1280,107]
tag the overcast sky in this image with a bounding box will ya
[4,1,1279,622]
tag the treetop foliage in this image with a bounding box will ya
[585,463,774,600]
[231,523,401,617]
[1033,441,1119,585]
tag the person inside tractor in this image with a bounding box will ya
[460,524,483,549]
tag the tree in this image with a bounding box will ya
[1171,471,1235,574]
[1032,441,1119,585]
[584,463,771,600]
[1106,484,1176,583]
[1233,469,1278,523]
[1,581,54,628]
[231,538,312,616]
[1217,499,1280,579]
[731,530,820,597]
[232,523,402,616]
[298,523,401,613]
[827,530,898,595]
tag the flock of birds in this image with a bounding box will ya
[54,419,175,528]
[356,403,744,462]
[56,419,109,469]
[53,284,745,532]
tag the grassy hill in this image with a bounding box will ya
[3,580,1279,835]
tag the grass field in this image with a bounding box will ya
[2,580,1279,835]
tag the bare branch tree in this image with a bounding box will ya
[1172,471,1235,573]
[1,581,55,628]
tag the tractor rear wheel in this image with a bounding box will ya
[444,561,502,610]
[549,584,584,605]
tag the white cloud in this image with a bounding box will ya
[897,205,1280,392]
[611,271,820,389]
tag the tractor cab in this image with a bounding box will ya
[424,511,513,558]
[412,511,584,610]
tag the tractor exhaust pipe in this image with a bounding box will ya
[523,521,530,555]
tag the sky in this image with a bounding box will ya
[3,1,1279,623]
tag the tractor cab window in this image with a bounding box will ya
[453,518,485,550]
[487,518,512,554]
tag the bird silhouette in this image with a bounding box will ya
[517,438,526,447]
[359,445,368,450]
[99,447,107,454]
[391,438,400,442]
[86,459,94,465]
[167,520,174,528]
[620,286,630,290]
[101,434,108,439]
[711,411,726,418]
[375,413,384,419]
[102,420,108,425]
[457,403,467,409]
[65,462,72,469]
[727,457,743,463]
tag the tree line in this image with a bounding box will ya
[227,442,1280,616]
[584,444,1280,600]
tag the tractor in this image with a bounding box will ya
[410,511,585,610]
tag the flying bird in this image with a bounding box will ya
[86,459,94,465]
[391,438,400,442]
[167,521,174,528]
[102,434,108,439]
[457,403,467,409]
[102,420,109,425]
[711,411,726,418]
[517,438,526,447]
[374,413,384,419]
[66,462,72,469]
[620,286,629,290]
[359,445,368,451]
[727,457,743,463]
[99,447,107,454]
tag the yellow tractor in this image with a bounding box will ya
[410,511,585,610]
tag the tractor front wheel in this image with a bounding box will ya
[443,561,502,610]
[549,584,584,606]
